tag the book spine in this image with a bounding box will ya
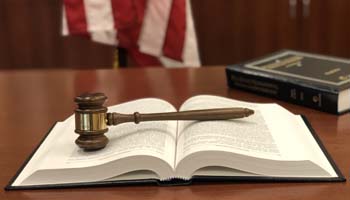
[226,68,339,114]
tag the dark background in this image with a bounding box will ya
[0,0,349,69]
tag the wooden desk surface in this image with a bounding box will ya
[1,67,349,199]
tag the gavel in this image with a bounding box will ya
[74,93,254,151]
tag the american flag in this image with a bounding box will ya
[62,0,201,67]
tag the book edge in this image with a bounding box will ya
[299,115,346,181]
[5,179,161,191]
[5,123,58,190]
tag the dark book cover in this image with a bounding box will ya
[226,50,350,114]
[5,117,346,190]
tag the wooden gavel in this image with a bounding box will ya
[74,93,254,151]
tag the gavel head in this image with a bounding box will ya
[74,92,109,151]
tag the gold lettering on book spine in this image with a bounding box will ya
[261,56,303,70]
[231,75,279,95]
[339,74,350,81]
[324,68,341,76]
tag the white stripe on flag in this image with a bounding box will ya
[91,31,118,45]
[138,0,173,57]
[84,0,117,45]
[83,0,115,32]
[62,6,69,35]
[160,0,201,67]
[182,0,201,66]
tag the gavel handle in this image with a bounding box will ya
[106,107,254,126]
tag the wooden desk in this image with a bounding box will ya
[1,67,349,199]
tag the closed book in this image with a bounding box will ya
[226,50,350,114]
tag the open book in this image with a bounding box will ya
[7,95,345,189]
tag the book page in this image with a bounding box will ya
[175,95,282,166]
[175,95,336,178]
[12,122,67,186]
[261,105,338,177]
[34,98,177,172]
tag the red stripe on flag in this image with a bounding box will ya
[63,0,89,35]
[128,48,162,67]
[110,0,146,48]
[163,0,186,61]
[111,0,160,66]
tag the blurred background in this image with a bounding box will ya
[0,0,349,69]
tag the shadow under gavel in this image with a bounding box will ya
[74,93,254,151]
